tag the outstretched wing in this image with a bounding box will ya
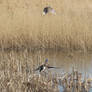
[47,66,61,69]
[34,65,43,72]
[50,9,56,15]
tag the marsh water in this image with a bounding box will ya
[32,50,92,77]
[32,50,92,92]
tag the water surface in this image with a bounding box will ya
[31,50,92,78]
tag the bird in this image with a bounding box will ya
[42,7,56,15]
[34,59,59,72]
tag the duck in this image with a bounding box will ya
[35,59,59,72]
[43,7,56,15]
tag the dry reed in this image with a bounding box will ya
[0,51,92,92]
[0,0,92,52]
[0,51,59,92]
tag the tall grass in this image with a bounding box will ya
[0,0,92,52]
[0,51,59,92]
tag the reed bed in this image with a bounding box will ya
[0,0,92,52]
[0,51,92,92]
[57,68,92,92]
[0,28,92,52]
[0,51,59,92]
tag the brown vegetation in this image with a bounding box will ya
[0,51,59,92]
[0,0,92,51]
[0,51,92,92]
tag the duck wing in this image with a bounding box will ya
[47,66,60,69]
[34,65,43,71]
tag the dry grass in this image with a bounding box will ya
[0,51,92,92]
[0,51,59,92]
[0,0,92,52]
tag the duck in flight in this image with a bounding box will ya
[34,59,60,72]
[43,7,56,15]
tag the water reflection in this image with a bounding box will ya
[58,85,64,92]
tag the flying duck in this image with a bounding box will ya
[35,59,58,72]
[43,7,56,15]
